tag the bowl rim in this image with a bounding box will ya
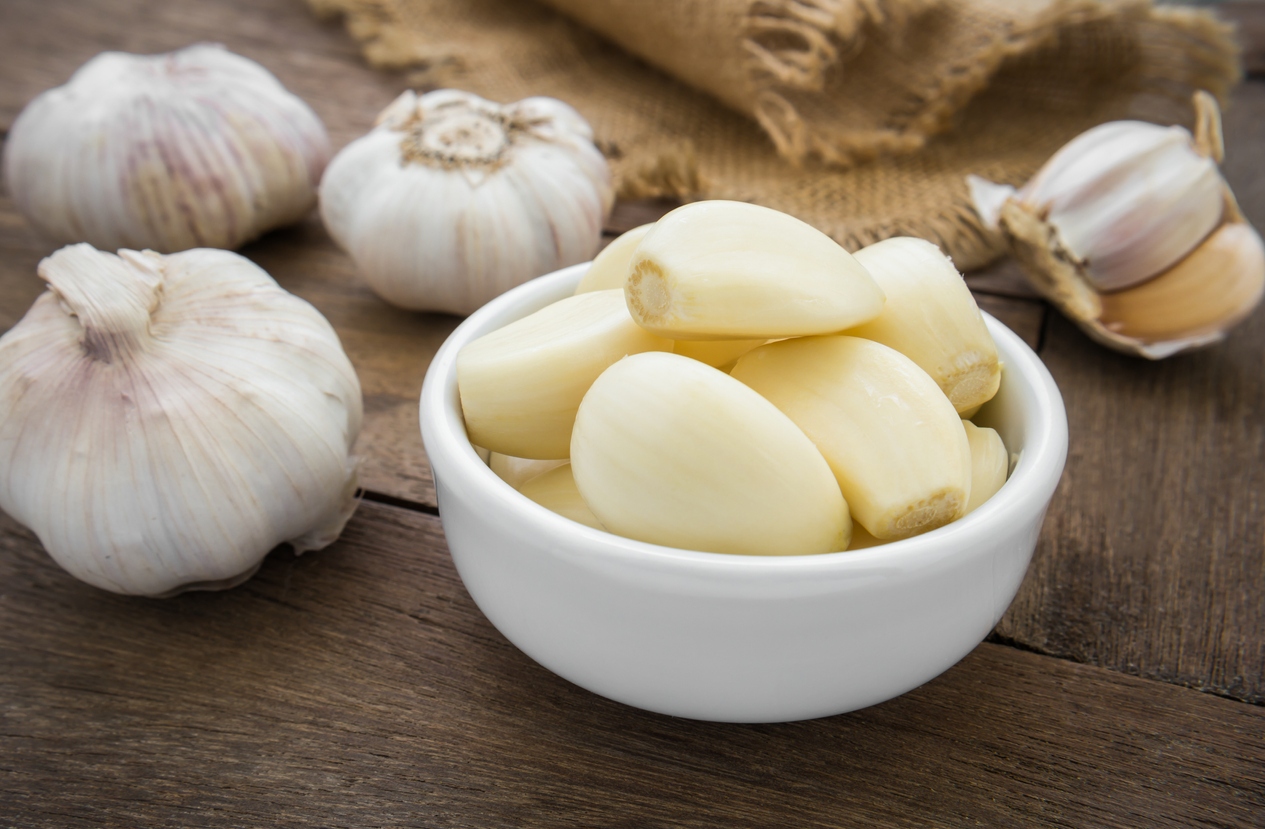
[420,263,1068,578]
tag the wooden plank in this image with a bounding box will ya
[994,80,1265,702]
[975,293,1045,352]
[964,256,1043,301]
[1219,1,1265,76]
[0,0,1258,713]
[2,503,1262,828]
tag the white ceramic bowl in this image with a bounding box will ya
[421,264,1068,723]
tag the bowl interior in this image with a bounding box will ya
[421,263,1068,573]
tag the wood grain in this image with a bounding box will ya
[1,7,1262,815]
[994,80,1265,702]
[2,501,1262,829]
[1219,1,1265,76]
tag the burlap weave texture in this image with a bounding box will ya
[310,0,1239,270]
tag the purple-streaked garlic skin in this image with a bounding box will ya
[1016,120,1224,292]
[0,244,362,597]
[3,44,331,253]
[967,93,1261,359]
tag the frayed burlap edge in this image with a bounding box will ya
[306,0,1242,271]
[744,0,1242,166]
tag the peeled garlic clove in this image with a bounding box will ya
[3,44,331,253]
[574,223,655,294]
[0,244,362,597]
[731,336,971,540]
[457,289,672,459]
[518,464,606,530]
[577,224,765,367]
[571,352,850,556]
[320,89,614,315]
[963,421,1008,516]
[489,453,568,490]
[848,237,1000,413]
[625,200,885,340]
[1098,222,1265,346]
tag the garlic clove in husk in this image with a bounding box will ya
[1097,221,1265,349]
[0,244,363,597]
[970,92,1264,359]
[319,89,614,316]
[3,44,331,254]
[1012,119,1224,292]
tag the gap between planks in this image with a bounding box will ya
[355,494,1260,711]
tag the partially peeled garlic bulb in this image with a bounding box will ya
[320,89,614,315]
[3,44,331,253]
[0,244,363,597]
[969,92,1264,359]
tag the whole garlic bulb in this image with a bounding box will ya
[969,92,1264,359]
[3,44,331,253]
[319,89,614,315]
[0,244,363,597]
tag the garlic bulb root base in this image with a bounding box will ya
[998,200,1102,324]
[320,89,614,316]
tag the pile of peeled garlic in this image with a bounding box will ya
[319,89,614,315]
[969,91,1264,359]
[0,245,363,598]
[458,201,1009,555]
[3,43,332,254]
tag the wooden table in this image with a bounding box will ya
[2,1,1262,826]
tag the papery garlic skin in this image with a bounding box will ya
[3,44,331,253]
[1098,222,1265,347]
[969,92,1261,360]
[0,245,363,597]
[1015,120,1224,292]
[320,89,614,315]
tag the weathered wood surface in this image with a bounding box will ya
[1221,1,1265,75]
[3,501,1263,829]
[2,0,1264,823]
[992,78,1265,703]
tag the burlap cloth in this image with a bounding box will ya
[309,0,1240,271]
